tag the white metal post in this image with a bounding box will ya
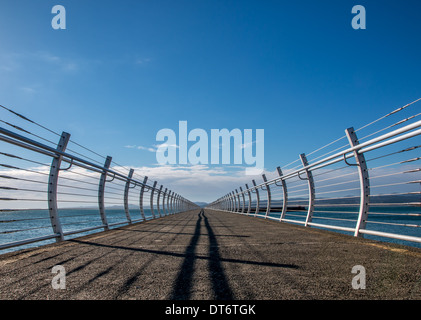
[150,181,157,219]
[48,132,70,241]
[164,188,168,216]
[345,127,370,237]
[124,169,134,224]
[239,187,245,214]
[235,189,241,213]
[139,176,148,221]
[170,191,175,214]
[299,153,315,227]
[276,167,288,222]
[252,179,260,216]
[157,185,163,217]
[98,156,112,231]
[262,174,271,219]
[245,184,252,215]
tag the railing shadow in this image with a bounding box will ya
[202,210,234,300]
[169,211,202,299]
[170,209,234,300]
[66,211,299,300]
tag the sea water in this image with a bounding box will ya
[0,208,155,254]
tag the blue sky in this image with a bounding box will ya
[0,0,420,201]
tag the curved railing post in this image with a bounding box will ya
[98,156,112,231]
[124,168,134,224]
[299,153,315,227]
[168,191,172,214]
[139,176,148,221]
[165,188,169,215]
[245,184,252,215]
[170,191,174,214]
[48,131,70,241]
[239,187,245,214]
[262,174,271,219]
[178,194,181,213]
[170,191,175,214]
[276,167,288,222]
[176,193,179,213]
[169,192,173,214]
[345,127,370,238]
[226,194,230,212]
[234,191,239,212]
[232,192,235,212]
[235,189,241,213]
[232,192,236,212]
[228,192,233,212]
[163,188,168,216]
[157,185,163,217]
[252,179,260,216]
[179,194,182,212]
[150,181,157,219]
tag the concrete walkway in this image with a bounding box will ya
[1,209,420,300]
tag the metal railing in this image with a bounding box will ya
[207,99,421,246]
[0,105,198,252]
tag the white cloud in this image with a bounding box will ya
[137,146,157,152]
[0,162,270,208]
[135,58,151,65]
[240,140,257,149]
[124,145,157,152]
[0,51,80,75]
[153,143,179,150]
[1,158,419,209]
[37,52,61,63]
[125,143,181,153]
[20,86,37,94]
[62,62,78,72]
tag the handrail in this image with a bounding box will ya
[0,119,198,252]
[207,106,421,246]
[2,100,421,252]
[231,120,421,193]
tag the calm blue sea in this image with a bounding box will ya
[265,205,421,249]
[0,206,420,254]
[0,208,155,254]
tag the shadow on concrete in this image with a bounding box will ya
[170,210,234,300]
[68,210,298,299]
[203,210,234,300]
[169,211,203,299]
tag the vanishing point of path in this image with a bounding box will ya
[1,209,420,300]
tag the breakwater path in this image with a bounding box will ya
[1,209,420,300]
